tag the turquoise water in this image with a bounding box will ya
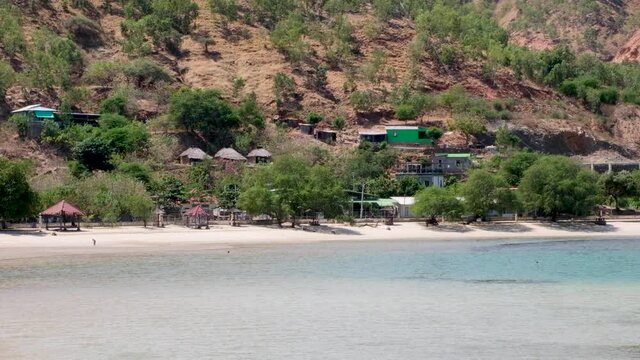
[1,238,640,359]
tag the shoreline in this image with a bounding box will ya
[0,221,638,261]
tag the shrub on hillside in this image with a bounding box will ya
[0,60,15,97]
[24,29,84,89]
[306,112,323,124]
[349,90,377,112]
[65,15,103,48]
[123,59,171,87]
[0,1,25,56]
[395,104,417,120]
[84,61,123,84]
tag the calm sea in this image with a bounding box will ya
[1,238,640,359]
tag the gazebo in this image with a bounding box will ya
[41,200,85,231]
[184,205,209,229]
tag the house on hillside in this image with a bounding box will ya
[315,130,337,143]
[432,153,472,173]
[385,126,434,147]
[178,147,210,165]
[359,129,387,143]
[247,147,272,164]
[12,104,100,138]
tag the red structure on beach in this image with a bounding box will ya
[41,200,85,231]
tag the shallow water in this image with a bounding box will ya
[1,238,640,359]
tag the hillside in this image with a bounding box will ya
[2,0,640,180]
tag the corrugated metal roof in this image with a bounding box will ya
[385,126,424,130]
[359,129,387,135]
[435,153,472,158]
[12,104,57,113]
[390,196,415,206]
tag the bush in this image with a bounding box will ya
[270,14,309,63]
[306,112,323,124]
[622,90,640,106]
[332,116,346,130]
[272,72,296,102]
[65,15,103,48]
[0,60,14,97]
[349,90,377,112]
[24,29,84,89]
[99,93,128,116]
[9,114,29,139]
[84,61,123,84]
[599,87,618,105]
[0,1,25,55]
[73,136,114,171]
[426,127,443,139]
[123,59,171,87]
[395,104,417,120]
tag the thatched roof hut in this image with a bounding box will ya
[214,148,247,161]
[178,147,210,164]
[247,148,272,164]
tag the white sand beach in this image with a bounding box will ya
[0,221,639,261]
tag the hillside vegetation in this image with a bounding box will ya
[2,0,640,222]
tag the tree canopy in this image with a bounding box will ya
[0,158,39,228]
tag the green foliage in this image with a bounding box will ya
[518,156,599,219]
[23,29,83,89]
[0,1,26,56]
[148,175,186,209]
[187,159,215,191]
[495,124,521,150]
[412,186,463,221]
[448,114,486,142]
[99,89,136,117]
[306,112,323,125]
[272,72,296,103]
[121,18,153,56]
[123,59,171,87]
[236,92,265,128]
[169,88,240,147]
[349,90,378,112]
[249,0,296,29]
[116,161,152,184]
[312,64,328,89]
[361,49,386,85]
[271,14,309,63]
[231,76,246,98]
[598,171,637,210]
[73,136,115,171]
[396,176,424,196]
[332,116,346,130]
[238,155,347,225]
[9,114,29,139]
[339,144,398,186]
[64,15,103,48]
[0,158,39,227]
[499,151,540,186]
[208,0,239,22]
[0,60,15,97]
[395,104,418,120]
[461,169,517,218]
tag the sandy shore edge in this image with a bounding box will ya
[0,221,637,260]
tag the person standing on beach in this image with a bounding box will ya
[92,238,96,246]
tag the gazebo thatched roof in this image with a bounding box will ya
[185,205,208,217]
[247,148,272,158]
[41,201,85,216]
[214,148,247,161]
[179,147,210,160]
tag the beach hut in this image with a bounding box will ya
[178,147,210,165]
[214,148,247,162]
[247,147,272,164]
[184,205,209,229]
[40,200,85,231]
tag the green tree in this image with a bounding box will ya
[0,158,39,228]
[148,175,186,209]
[461,169,516,219]
[208,0,238,22]
[412,186,463,221]
[24,29,84,89]
[169,88,240,147]
[598,171,636,211]
[448,114,486,144]
[518,156,599,220]
[0,1,26,56]
[396,176,424,196]
[499,151,540,186]
[271,14,309,63]
[495,124,521,150]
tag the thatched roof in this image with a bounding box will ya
[214,148,247,161]
[179,147,210,160]
[247,148,272,158]
[41,201,85,216]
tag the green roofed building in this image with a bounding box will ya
[11,104,56,120]
[385,126,434,145]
